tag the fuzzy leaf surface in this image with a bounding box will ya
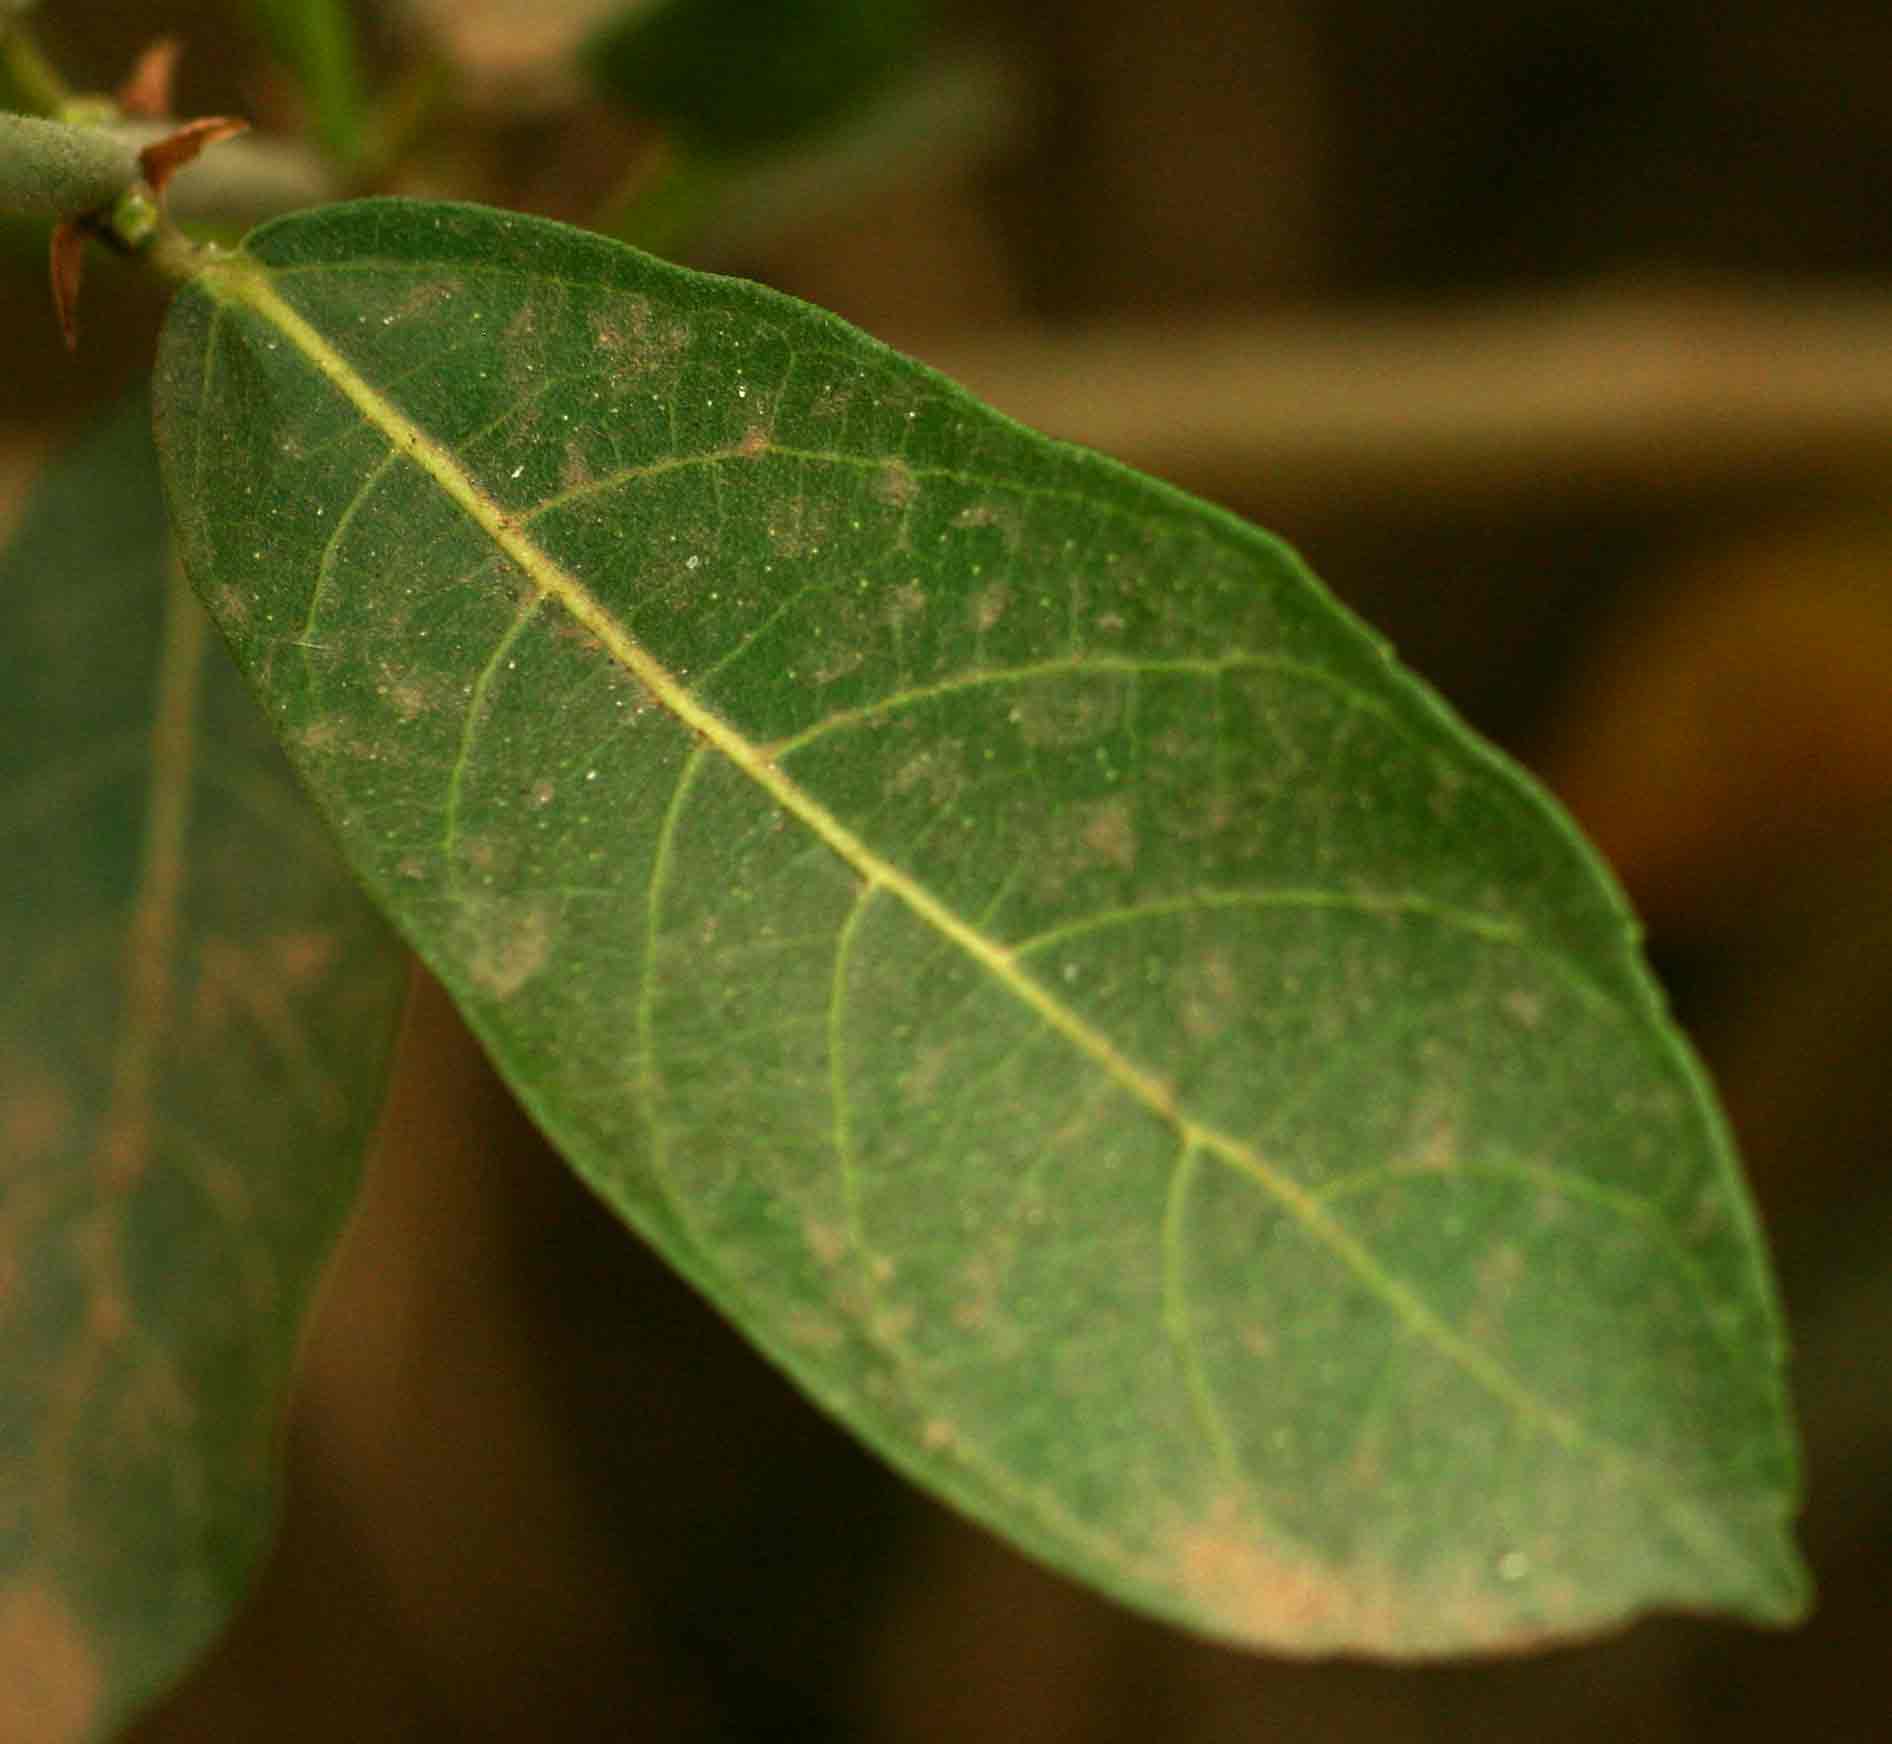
[153,199,1806,1655]
[0,402,408,1741]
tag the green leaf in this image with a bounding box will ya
[0,400,408,1741]
[245,0,366,166]
[582,0,930,157]
[152,198,1807,1656]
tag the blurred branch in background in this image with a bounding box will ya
[929,283,1892,515]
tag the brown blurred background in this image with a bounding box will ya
[6,1,1890,1738]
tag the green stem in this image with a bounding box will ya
[147,220,218,283]
[0,112,138,217]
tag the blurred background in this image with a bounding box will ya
[5,1,1889,1737]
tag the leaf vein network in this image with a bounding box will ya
[440,595,545,869]
[192,249,1755,1558]
[766,650,1401,761]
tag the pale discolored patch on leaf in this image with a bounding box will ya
[0,1583,102,1744]
[462,895,556,999]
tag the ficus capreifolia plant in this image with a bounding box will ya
[0,3,1806,1738]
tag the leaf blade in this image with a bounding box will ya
[0,401,409,1740]
[153,199,1807,1654]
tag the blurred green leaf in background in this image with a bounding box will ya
[0,399,408,1740]
[583,0,931,157]
[245,0,366,165]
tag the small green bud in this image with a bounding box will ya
[108,181,160,249]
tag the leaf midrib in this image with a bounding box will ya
[189,250,1760,1572]
[98,561,208,1183]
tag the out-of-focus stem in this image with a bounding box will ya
[924,285,1892,515]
